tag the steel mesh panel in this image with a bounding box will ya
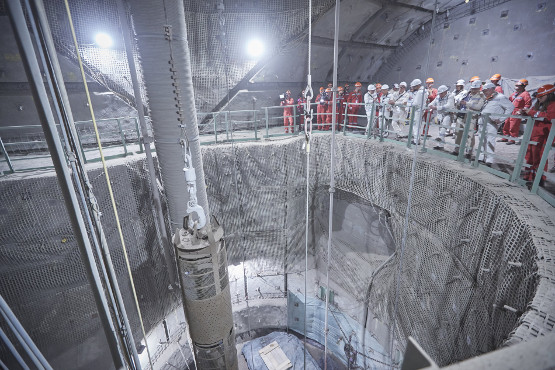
[0,157,179,368]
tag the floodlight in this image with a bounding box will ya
[95,33,113,49]
[246,39,264,58]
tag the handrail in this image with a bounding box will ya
[1,109,553,206]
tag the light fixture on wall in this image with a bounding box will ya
[246,39,264,58]
[94,33,113,49]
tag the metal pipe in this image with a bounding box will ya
[115,0,177,285]
[129,0,210,228]
[28,1,142,367]
[324,2,340,369]
[0,325,30,370]
[0,295,51,369]
[5,1,124,368]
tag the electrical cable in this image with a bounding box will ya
[388,1,439,367]
[62,1,153,367]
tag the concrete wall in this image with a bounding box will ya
[374,0,555,86]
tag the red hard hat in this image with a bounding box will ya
[537,84,555,97]
[426,77,434,83]
[354,82,362,87]
[338,86,344,91]
[375,83,382,88]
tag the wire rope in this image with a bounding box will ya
[388,1,439,367]
[303,0,315,368]
[62,1,153,367]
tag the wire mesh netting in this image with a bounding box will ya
[0,158,180,369]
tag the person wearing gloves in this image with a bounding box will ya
[390,82,410,138]
[456,79,486,157]
[429,85,455,149]
[364,84,378,135]
[522,84,555,185]
[477,82,514,165]
[500,79,532,145]
[409,78,427,144]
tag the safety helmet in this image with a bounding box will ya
[375,83,382,89]
[320,87,324,92]
[393,83,399,89]
[537,84,555,97]
[483,82,496,89]
[368,84,376,91]
[437,85,448,93]
[490,73,501,81]
[410,79,421,87]
[469,76,480,83]
[399,81,407,87]
[355,82,362,87]
[470,80,482,89]
[338,86,344,91]
[456,79,465,86]
[326,87,332,92]
[381,84,389,90]
[517,79,529,86]
[426,77,434,84]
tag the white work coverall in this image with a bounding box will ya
[478,93,514,164]
[364,91,377,135]
[429,93,454,148]
[410,87,428,142]
[391,90,409,135]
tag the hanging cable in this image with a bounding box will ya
[323,1,341,369]
[62,1,153,367]
[302,0,314,368]
[389,1,439,367]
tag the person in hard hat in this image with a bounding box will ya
[456,79,486,157]
[336,86,346,130]
[429,85,455,150]
[451,79,469,152]
[522,84,555,184]
[297,90,307,131]
[364,84,378,135]
[316,87,326,129]
[280,90,295,133]
[324,87,334,130]
[408,78,427,143]
[378,84,393,137]
[390,82,410,138]
[476,82,513,166]
[346,82,364,129]
[490,74,503,94]
[500,79,532,145]
[422,78,437,136]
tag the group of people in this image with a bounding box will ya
[280,74,554,184]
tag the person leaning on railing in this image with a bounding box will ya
[521,84,555,185]
[454,79,485,157]
[476,82,514,166]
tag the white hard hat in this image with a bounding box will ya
[410,79,422,87]
[482,82,496,89]
[393,83,399,88]
[437,85,449,93]
[470,80,482,89]
[368,84,376,91]
[400,81,407,87]
[381,84,389,90]
[456,79,465,86]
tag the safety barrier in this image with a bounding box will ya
[1,105,553,206]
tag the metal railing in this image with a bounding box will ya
[1,104,553,206]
